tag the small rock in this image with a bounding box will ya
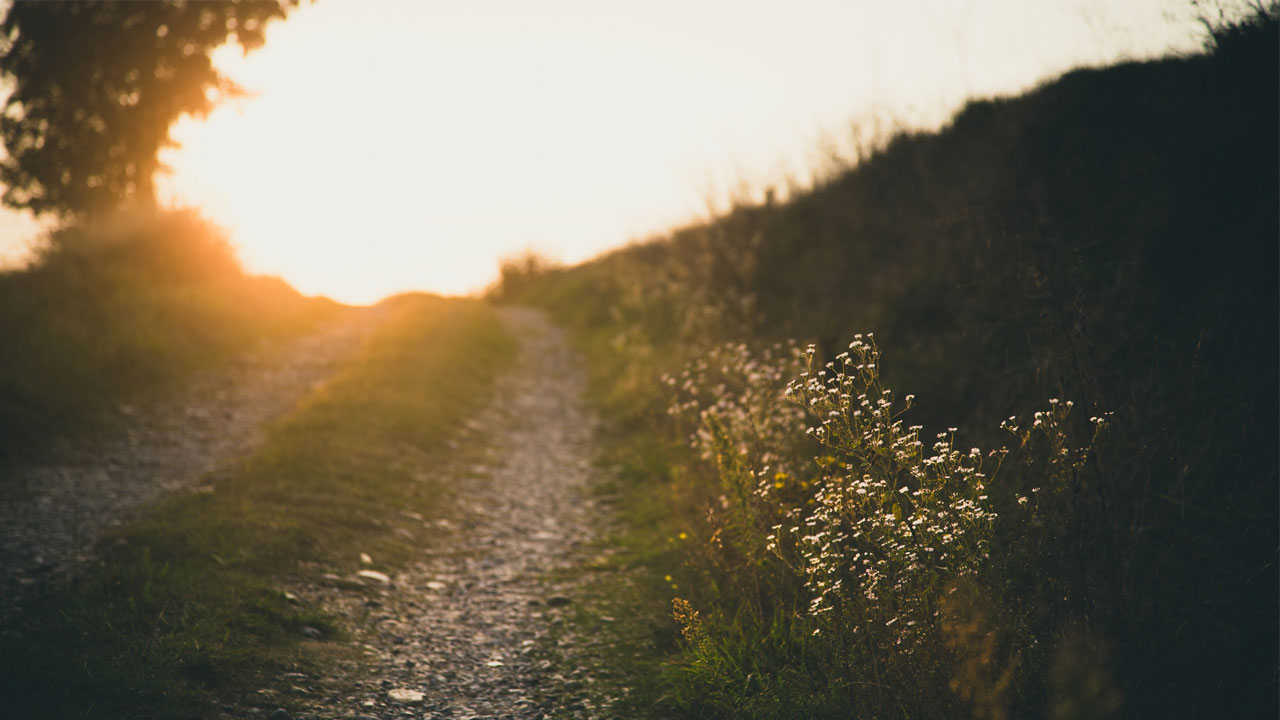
[387,687,425,704]
[545,595,571,607]
[356,569,391,584]
[268,709,292,720]
[360,552,373,564]
[300,625,323,639]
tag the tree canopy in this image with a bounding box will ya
[0,1,297,217]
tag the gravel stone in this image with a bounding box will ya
[387,688,425,704]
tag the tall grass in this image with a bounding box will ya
[501,10,1277,718]
[0,209,340,467]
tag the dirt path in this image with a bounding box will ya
[285,308,622,720]
[0,307,387,625]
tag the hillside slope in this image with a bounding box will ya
[502,14,1278,719]
[0,210,341,468]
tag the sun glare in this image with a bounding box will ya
[154,0,1202,305]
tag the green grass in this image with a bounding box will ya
[0,293,515,719]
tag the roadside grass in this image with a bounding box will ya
[0,209,342,469]
[0,293,515,719]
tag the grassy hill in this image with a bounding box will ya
[0,210,342,468]
[499,10,1278,719]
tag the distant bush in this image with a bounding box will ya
[0,209,339,467]
[35,209,244,283]
[489,248,563,303]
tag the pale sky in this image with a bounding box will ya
[1,0,1207,304]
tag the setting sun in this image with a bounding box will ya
[150,0,1201,304]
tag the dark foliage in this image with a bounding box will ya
[0,0,296,216]
[506,11,1278,718]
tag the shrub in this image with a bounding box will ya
[662,334,1104,717]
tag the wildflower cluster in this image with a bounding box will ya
[661,331,1110,681]
[663,342,814,539]
[773,335,1000,648]
[1002,400,1112,503]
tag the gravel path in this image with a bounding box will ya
[0,307,386,626]
[281,307,622,720]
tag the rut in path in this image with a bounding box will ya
[0,307,387,626]
[286,308,623,720]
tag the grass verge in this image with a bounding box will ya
[0,293,514,719]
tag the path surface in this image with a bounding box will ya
[0,307,386,626]
[285,308,621,720]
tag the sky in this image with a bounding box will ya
[0,0,1209,304]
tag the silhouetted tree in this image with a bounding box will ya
[0,1,298,217]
